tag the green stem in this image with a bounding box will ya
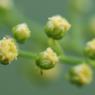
[59,55,83,64]
[48,38,63,55]
[19,50,37,59]
[19,50,83,64]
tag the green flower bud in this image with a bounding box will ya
[0,37,18,65]
[69,64,93,86]
[12,23,31,43]
[36,48,59,70]
[45,15,71,40]
[85,39,95,60]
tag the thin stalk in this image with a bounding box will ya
[48,38,64,55]
[19,50,83,65]
[59,55,83,64]
[19,50,37,59]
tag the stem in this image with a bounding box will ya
[19,50,37,59]
[48,38,63,55]
[59,55,83,64]
[19,50,83,65]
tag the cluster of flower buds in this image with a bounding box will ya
[85,39,95,59]
[69,63,93,86]
[45,15,71,40]
[0,13,94,87]
[0,22,31,65]
[36,48,59,70]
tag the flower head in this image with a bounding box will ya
[45,15,71,40]
[0,37,18,64]
[0,0,13,11]
[12,23,31,43]
[69,64,93,86]
[36,48,59,70]
[85,39,95,59]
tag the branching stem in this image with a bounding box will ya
[19,50,83,64]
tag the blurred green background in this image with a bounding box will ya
[0,0,95,95]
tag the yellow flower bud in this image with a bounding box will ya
[45,15,71,40]
[36,48,59,70]
[0,37,18,64]
[69,64,93,86]
[0,0,13,11]
[85,39,95,59]
[12,23,31,43]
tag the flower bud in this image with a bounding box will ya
[69,64,93,86]
[45,15,71,40]
[12,23,31,43]
[0,37,18,64]
[85,39,95,59]
[0,0,13,11]
[36,48,59,70]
